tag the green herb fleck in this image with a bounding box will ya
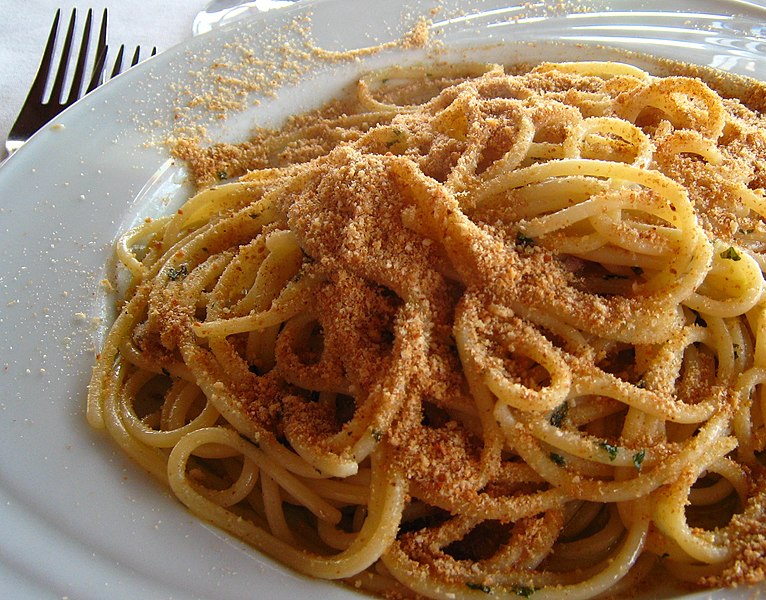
[599,442,618,461]
[549,401,568,428]
[516,232,535,247]
[633,449,646,471]
[216,170,228,181]
[385,128,404,148]
[691,310,707,327]
[720,246,741,261]
[167,264,188,281]
[549,452,566,467]
[371,429,383,442]
[513,586,535,597]
[466,583,491,593]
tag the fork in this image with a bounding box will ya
[109,44,158,78]
[5,8,108,155]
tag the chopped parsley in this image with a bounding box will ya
[513,585,535,597]
[216,170,228,181]
[691,310,707,327]
[633,449,646,471]
[385,128,405,148]
[466,583,491,593]
[371,429,384,442]
[599,442,618,461]
[516,232,535,247]
[167,264,188,281]
[549,401,568,428]
[549,452,566,467]
[720,246,741,261]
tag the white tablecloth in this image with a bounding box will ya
[0,1,210,159]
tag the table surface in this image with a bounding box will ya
[0,1,210,160]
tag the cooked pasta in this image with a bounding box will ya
[89,61,766,598]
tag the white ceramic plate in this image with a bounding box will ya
[2,1,766,598]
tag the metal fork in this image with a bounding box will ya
[5,9,108,155]
[109,44,158,78]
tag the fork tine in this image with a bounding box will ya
[85,9,109,93]
[110,44,156,80]
[95,8,108,63]
[26,9,62,102]
[49,9,78,104]
[110,45,125,79]
[65,9,94,104]
[130,46,142,67]
[87,45,109,93]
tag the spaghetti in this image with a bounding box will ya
[89,61,766,598]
